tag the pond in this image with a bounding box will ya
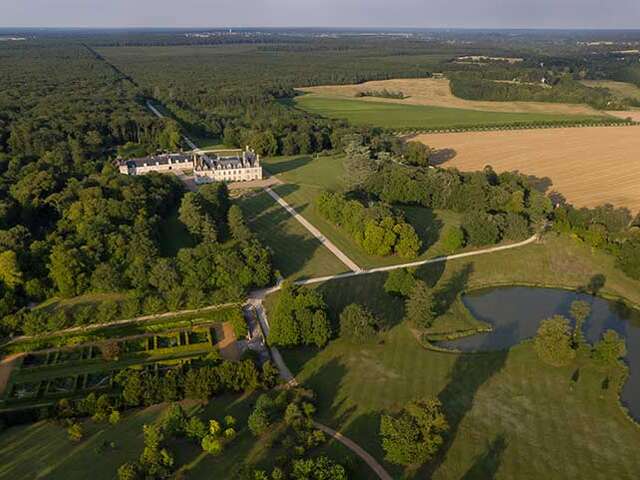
[438,286,640,420]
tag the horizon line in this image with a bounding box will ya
[2,25,640,32]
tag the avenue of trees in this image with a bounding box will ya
[0,43,276,339]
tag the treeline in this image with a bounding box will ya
[0,45,182,162]
[554,204,640,280]
[450,76,626,110]
[316,191,422,258]
[355,89,407,99]
[340,136,549,248]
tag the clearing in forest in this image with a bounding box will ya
[298,78,606,116]
[412,125,640,213]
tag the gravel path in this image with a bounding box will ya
[264,186,362,273]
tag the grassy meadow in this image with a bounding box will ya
[0,392,370,480]
[237,188,348,280]
[292,94,607,130]
[261,154,465,272]
[266,234,640,479]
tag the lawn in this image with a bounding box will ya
[261,153,468,269]
[269,235,640,479]
[262,154,346,191]
[236,190,347,280]
[292,94,607,130]
[158,207,196,257]
[271,182,464,270]
[281,323,640,480]
[0,392,370,480]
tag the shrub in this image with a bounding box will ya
[248,408,270,436]
[67,422,84,442]
[405,280,437,329]
[185,416,208,440]
[384,268,416,297]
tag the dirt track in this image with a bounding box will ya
[413,126,640,213]
[299,78,604,116]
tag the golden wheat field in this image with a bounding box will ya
[412,126,640,213]
[299,78,605,116]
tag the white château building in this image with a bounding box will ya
[117,147,262,184]
[193,147,262,184]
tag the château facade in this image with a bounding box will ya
[117,146,262,184]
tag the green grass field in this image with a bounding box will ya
[269,235,640,479]
[158,207,196,257]
[282,324,639,480]
[0,392,370,480]
[236,190,347,280]
[261,154,465,270]
[292,94,608,130]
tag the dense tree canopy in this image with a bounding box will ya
[317,191,421,258]
[269,283,332,348]
[534,316,576,367]
[380,399,449,466]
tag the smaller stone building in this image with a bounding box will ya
[118,153,192,176]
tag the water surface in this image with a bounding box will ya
[439,286,640,420]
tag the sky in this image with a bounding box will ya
[1,0,639,30]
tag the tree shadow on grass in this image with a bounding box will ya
[300,357,351,426]
[401,206,444,253]
[460,434,507,480]
[272,182,300,199]
[435,263,474,315]
[414,258,447,288]
[247,190,332,279]
[263,156,312,176]
[421,348,509,478]
[317,273,406,330]
[522,174,553,194]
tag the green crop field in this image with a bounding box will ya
[267,235,640,479]
[292,94,608,130]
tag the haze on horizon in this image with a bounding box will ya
[2,0,640,30]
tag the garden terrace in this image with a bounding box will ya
[0,325,222,410]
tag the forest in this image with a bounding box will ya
[0,42,272,338]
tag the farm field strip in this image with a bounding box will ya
[292,94,606,131]
[298,77,606,115]
[413,125,640,213]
